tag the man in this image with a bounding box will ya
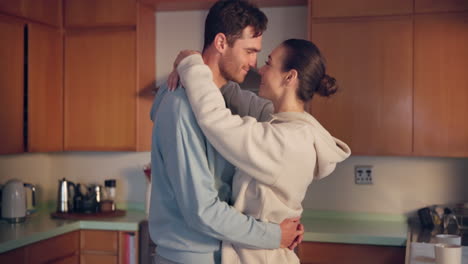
[149,1,302,264]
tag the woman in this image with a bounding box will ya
[173,39,351,264]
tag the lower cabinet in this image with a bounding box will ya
[297,242,406,264]
[0,230,138,264]
[80,230,138,264]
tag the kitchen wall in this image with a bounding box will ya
[1,6,468,216]
[0,153,54,203]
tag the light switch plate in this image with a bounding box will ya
[355,165,373,185]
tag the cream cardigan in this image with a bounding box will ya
[178,54,351,264]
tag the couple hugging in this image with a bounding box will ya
[149,1,351,264]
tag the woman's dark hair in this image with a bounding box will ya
[203,0,268,51]
[281,39,338,101]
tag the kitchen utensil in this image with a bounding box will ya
[434,243,462,264]
[435,234,461,245]
[1,179,36,223]
[57,178,76,213]
[418,207,436,229]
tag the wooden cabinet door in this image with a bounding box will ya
[81,254,118,264]
[28,23,63,152]
[297,242,405,264]
[81,230,119,253]
[309,16,413,155]
[0,18,24,154]
[51,255,80,264]
[309,0,412,18]
[136,3,156,151]
[64,30,136,151]
[24,0,62,27]
[0,0,61,27]
[27,231,79,264]
[0,247,26,264]
[64,0,136,27]
[413,12,468,157]
[415,0,468,13]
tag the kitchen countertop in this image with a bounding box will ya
[301,210,408,247]
[0,206,147,254]
[0,208,408,254]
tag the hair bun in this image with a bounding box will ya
[317,74,338,97]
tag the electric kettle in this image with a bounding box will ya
[1,179,36,223]
[57,178,76,213]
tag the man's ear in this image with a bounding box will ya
[213,33,228,54]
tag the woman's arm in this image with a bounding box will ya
[177,54,290,186]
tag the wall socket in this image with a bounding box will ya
[355,166,373,185]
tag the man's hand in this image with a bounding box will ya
[279,217,304,249]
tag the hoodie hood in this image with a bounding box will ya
[272,112,351,180]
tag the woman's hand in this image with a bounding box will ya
[168,50,200,91]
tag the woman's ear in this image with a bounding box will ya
[213,33,228,54]
[284,69,298,86]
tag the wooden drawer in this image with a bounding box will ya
[80,230,118,253]
[297,242,405,264]
[52,254,80,264]
[27,231,79,264]
[80,254,118,264]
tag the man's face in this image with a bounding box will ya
[219,26,262,84]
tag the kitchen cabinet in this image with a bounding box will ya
[63,3,155,151]
[415,0,468,13]
[140,0,307,11]
[0,16,63,154]
[64,30,136,151]
[0,0,62,27]
[297,242,405,264]
[308,0,468,157]
[413,12,468,157]
[309,15,413,156]
[80,229,138,264]
[64,0,136,27]
[28,23,64,152]
[0,17,24,155]
[0,247,26,264]
[0,231,80,264]
[308,0,412,18]
[0,230,138,264]
[27,231,79,264]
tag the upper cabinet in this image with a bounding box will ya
[0,18,24,155]
[0,0,62,27]
[309,0,412,18]
[308,0,468,157]
[63,2,155,151]
[309,16,413,156]
[64,0,136,27]
[413,12,468,157]
[28,23,64,152]
[415,0,468,13]
[140,0,307,11]
[0,16,63,155]
[64,30,136,151]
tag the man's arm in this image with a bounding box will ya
[159,95,284,249]
[221,85,273,122]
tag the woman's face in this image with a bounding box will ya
[258,45,288,102]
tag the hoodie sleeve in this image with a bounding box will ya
[178,54,291,186]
